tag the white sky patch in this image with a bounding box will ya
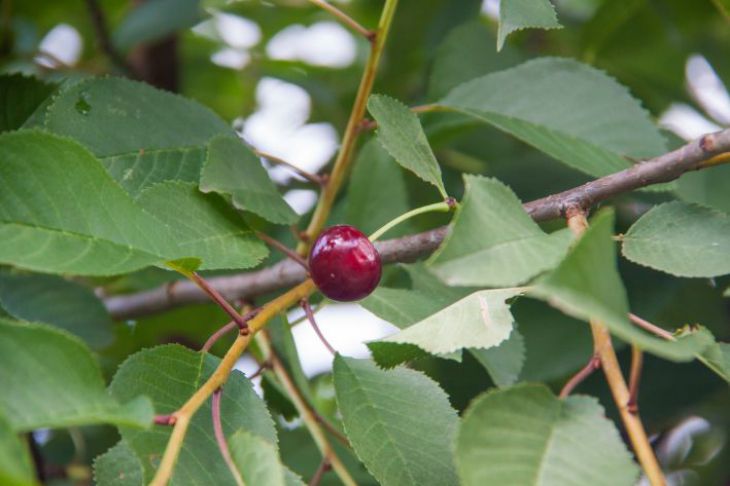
[211,47,251,69]
[267,22,357,68]
[686,54,730,126]
[283,189,318,215]
[36,24,82,67]
[659,103,722,141]
[481,0,500,20]
[215,12,261,49]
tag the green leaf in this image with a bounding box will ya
[531,209,714,361]
[0,130,181,276]
[622,202,730,278]
[456,384,639,485]
[497,0,562,51]
[378,288,523,355]
[361,287,444,329]
[438,58,667,178]
[333,356,459,486]
[367,95,447,198]
[0,409,35,486]
[0,74,55,133]
[229,430,305,486]
[109,345,277,484]
[428,20,522,100]
[113,0,201,52]
[137,181,268,270]
[44,77,231,158]
[429,176,571,287]
[0,272,113,348]
[94,441,144,486]
[696,340,730,383]
[469,328,526,387]
[0,318,153,431]
[347,140,414,236]
[102,146,206,198]
[201,135,299,225]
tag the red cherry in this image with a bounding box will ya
[308,225,382,302]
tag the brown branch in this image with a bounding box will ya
[627,345,643,414]
[308,458,332,486]
[254,149,326,186]
[307,0,375,41]
[628,313,676,341]
[559,354,600,398]
[104,129,730,320]
[84,0,135,75]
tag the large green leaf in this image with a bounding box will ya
[0,130,179,275]
[94,441,144,486]
[43,77,231,158]
[0,409,35,486]
[378,288,523,354]
[468,328,526,388]
[531,210,715,361]
[200,135,298,225]
[497,0,562,51]
[136,181,268,270]
[456,384,639,485]
[0,272,113,348]
[109,345,277,485]
[429,176,571,286]
[102,147,206,198]
[622,202,730,278]
[367,95,447,198]
[333,356,459,486]
[0,74,55,133]
[347,140,414,237]
[438,58,667,178]
[0,318,153,431]
[229,430,305,486]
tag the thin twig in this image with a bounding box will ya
[308,458,332,486]
[627,345,643,414]
[256,231,309,270]
[307,0,374,41]
[559,354,600,398]
[84,0,135,75]
[302,298,336,355]
[255,149,326,186]
[629,313,676,341]
[212,388,245,486]
[315,413,350,447]
[567,211,666,486]
[201,307,260,352]
[189,273,250,333]
[154,415,177,426]
[104,128,730,321]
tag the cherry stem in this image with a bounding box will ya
[368,199,455,242]
[201,308,261,353]
[627,345,643,414]
[559,354,601,398]
[308,457,332,486]
[154,414,177,426]
[189,273,250,333]
[256,231,310,270]
[254,149,326,186]
[307,0,374,41]
[212,388,244,486]
[628,313,676,341]
[301,298,336,355]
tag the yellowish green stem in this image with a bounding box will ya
[369,201,453,242]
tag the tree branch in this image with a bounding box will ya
[104,129,730,321]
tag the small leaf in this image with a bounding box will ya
[44,77,231,158]
[531,209,715,361]
[469,328,526,387]
[0,73,55,133]
[379,288,523,355]
[622,202,730,278]
[367,95,447,197]
[229,430,305,486]
[0,272,113,348]
[201,135,299,225]
[696,340,730,383]
[333,356,459,486]
[137,181,268,270]
[497,0,562,51]
[94,441,144,486]
[456,384,639,485]
[438,58,667,179]
[0,318,153,431]
[0,409,35,486]
[429,176,571,287]
[109,345,277,484]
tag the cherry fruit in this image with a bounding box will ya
[308,225,382,302]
